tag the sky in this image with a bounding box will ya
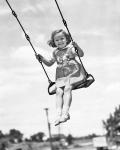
[0,0,120,138]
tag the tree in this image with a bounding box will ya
[103,105,120,142]
[0,130,4,139]
[66,134,73,145]
[30,132,45,142]
[9,129,23,143]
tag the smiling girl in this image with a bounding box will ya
[36,29,84,126]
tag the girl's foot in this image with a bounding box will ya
[54,118,60,126]
[54,114,61,126]
[54,109,62,126]
[60,113,70,123]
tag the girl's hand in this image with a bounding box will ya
[72,41,79,49]
[72,41,84,57]
[35,54,43,62]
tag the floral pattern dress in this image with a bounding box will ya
[53,45,85,88]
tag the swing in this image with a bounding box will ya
[6,0,95,96]
[48,0,95,95]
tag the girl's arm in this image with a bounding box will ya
[36,54,55,66]
[72,42,84,57]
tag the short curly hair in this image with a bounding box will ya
[47,29,71,48]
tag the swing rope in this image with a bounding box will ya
[5,0,53,85]
[54,0,87,75]
[6,0,94,95]
[54,0,95,84]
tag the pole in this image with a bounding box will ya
[44,108,53,150]
[58,125,62,147]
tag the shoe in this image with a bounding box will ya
[55,119,60,126]
[54,109,62,126]
[60,113,70,123]
[54,115,61,126]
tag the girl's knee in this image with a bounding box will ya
[56,88,63,96]
[64,85,72,93]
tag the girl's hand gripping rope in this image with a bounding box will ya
[72,41,84,57]
[72,41,79,51]
[35,54,43,63]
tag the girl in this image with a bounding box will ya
[36,29,84,126]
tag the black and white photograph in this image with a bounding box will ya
[0,0,120,150]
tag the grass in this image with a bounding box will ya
[7,139,97,150]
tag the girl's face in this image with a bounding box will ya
[54,32,67,49]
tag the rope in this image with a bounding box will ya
[54,0,88,75]
[6,0,94,95]
[5,0,52,84]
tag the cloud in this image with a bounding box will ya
[10,45,53,67]
[106,82,120,93]
[35,34,46,45]
[11,46,35,62]
[0,8,9,16]
[22,6,37,14]
[21,0,53,15]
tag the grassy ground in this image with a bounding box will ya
[7,140,96,150]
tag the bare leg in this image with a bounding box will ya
[55,87,64,125]
[60,85,72,122]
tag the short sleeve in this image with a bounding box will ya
[68,46,77,58]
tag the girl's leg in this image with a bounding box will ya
[55,87,64,125]
[60,85,72,122]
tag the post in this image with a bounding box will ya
[58,124,62,147]
[44,108,53,150]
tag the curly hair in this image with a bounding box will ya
[47,29,71,48]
